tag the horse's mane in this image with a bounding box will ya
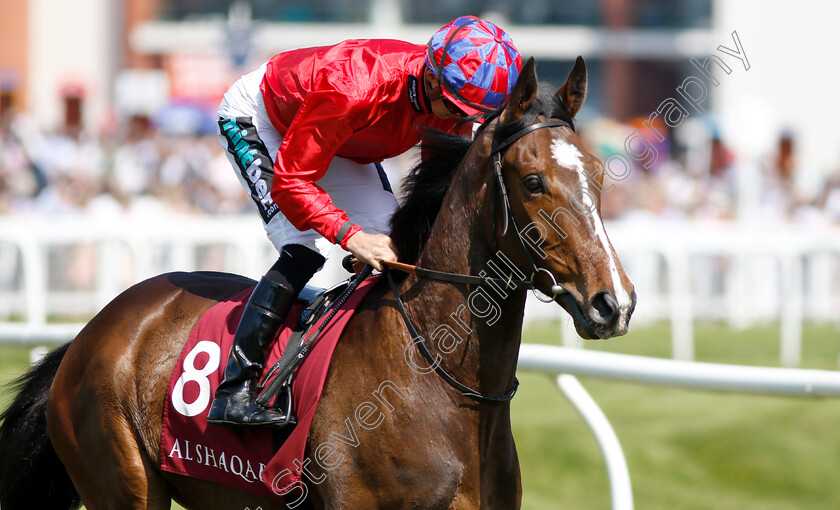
[390,83,573,264]
[389,127,472,264]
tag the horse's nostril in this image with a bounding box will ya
[589,290,619,326]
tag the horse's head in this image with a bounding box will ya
[483,57,635,339]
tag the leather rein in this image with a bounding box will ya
[386,118,575,404]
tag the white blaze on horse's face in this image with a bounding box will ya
[549,136,634,330]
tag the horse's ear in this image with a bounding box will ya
[502,57,538,124]
[558,56,587,118]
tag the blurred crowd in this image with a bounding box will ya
[2,108,840,226]
[585,116,840,225]
[0,111,249,219]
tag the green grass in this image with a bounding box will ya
[513,321,840,510]
[2,322,840,509]
[0,344,32,412]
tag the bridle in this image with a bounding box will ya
[490,119,574,303]
[386,117,576,404]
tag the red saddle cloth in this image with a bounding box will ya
[160,276,379,498]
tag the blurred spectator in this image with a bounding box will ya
[0,108,254,218]
[819,173,840,224]
[1,107,838,227]
[109,115,160,200]
[759,130,798,221]
[585,115,738,221]
[689,133,736,221]
[0,109,47,213]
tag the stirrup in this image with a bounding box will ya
[207,382,296,428]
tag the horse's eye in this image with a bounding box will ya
[523,174,544,194]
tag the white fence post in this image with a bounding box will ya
[780,251,803,367]
[518,344,840,509]
[557,374,633,510]
[96,238,126,311]
[666,248,693,361]
[20,236,47,326]
[2,219,840,357]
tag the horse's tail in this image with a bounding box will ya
[0,343,81,510]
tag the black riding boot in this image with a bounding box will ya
[206,277,295,427]
[207,244,325,428]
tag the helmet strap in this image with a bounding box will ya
[421,67,442,113]
[425,77,443,102]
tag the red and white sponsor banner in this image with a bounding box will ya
[167,53,237,104]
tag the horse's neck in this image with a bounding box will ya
[409,157,527,400]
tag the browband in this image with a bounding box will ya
[491,120,573,154]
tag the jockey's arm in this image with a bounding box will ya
[269,90,397,270]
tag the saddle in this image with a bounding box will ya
[159,269,379,497]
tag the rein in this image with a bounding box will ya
[382,260,533,290]
[385,118,575,404]
[386,269,519,404]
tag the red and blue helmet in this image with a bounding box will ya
[425,16,523,116]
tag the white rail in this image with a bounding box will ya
[0,322,85,344]
[517,344,840,510]
[1,217,840,367]
[602,221,840,366]
[518,344,840,397]
[556,374,634,510]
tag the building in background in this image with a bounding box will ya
[1,0,839,201]
[2,0,840,328]
[1,0,715,132]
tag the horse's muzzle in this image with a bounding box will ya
[555,288,636,339]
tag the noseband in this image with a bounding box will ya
[386,117,576,404]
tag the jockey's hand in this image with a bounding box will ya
[345,231,398,272]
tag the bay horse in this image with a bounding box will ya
[0,57,634,510]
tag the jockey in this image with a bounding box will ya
[208,15,523,427]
